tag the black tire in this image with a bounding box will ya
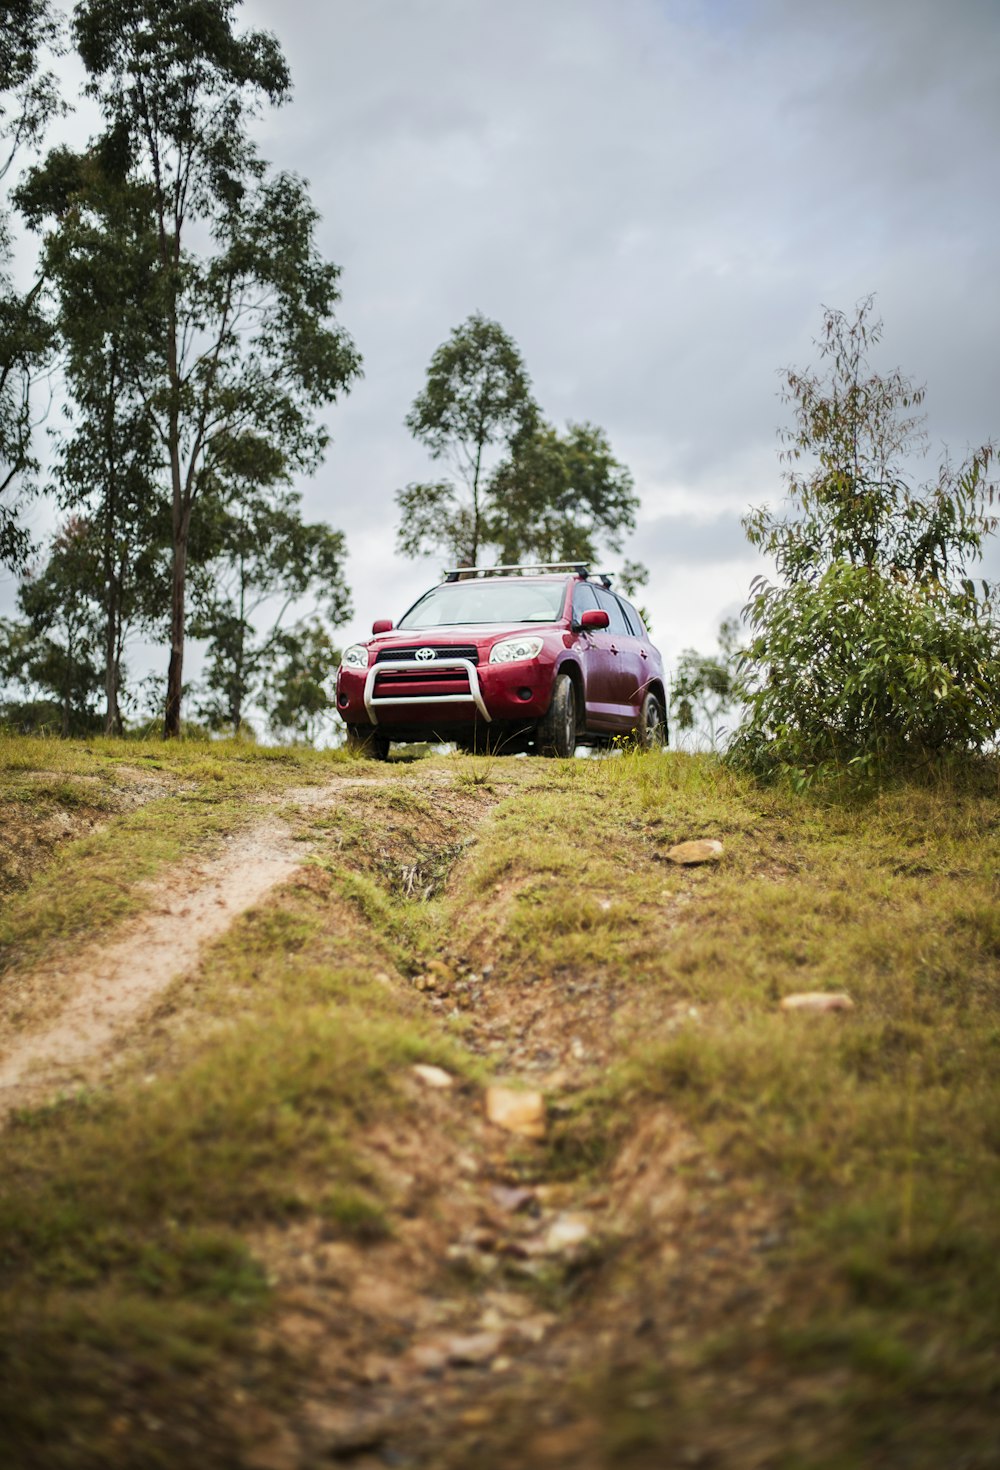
[346,724,391,761]
[636,691,667,750]
[536,673,577,758]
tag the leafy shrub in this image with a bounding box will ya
[731,298,998,783]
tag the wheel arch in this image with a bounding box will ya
[646,677,669,745]
[556,656,586,730]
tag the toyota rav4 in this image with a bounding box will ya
[335,563,668,759]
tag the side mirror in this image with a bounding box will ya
[372,618,394,634]
[580,608,610,631]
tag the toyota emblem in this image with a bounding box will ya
[415,647,436,661]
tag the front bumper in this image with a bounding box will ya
[337,655,554,730]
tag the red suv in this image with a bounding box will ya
[336,564,668,759]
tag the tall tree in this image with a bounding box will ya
[0,0,61,570]
[397,312,536,567]
[73,0,361,736]
[488,418,639,566]
[191,489,350,734]
[18,145,167,733]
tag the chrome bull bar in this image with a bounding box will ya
[363,658,492,725]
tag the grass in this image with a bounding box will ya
[1,736,998,1467]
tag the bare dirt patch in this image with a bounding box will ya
[0,818,304,1119]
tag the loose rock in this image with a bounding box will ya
[490,1184,535,1213]
[665,839,724,865]
[442,1330,503,1366]
[780,991,854,1013]
[410,1063,454,1089]
[485,1085,546,1139]
[544,1214,592,1253]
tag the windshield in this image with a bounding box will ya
[398,579,568,629]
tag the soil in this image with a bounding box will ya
[1,766,788,1469]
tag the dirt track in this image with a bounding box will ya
[0,818,305,1119]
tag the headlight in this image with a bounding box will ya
[342,644,369,670]
[489,636,544,664]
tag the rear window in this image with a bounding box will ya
[398,578,568,628]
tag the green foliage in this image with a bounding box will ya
[18,144,168,731]
[0,517,104,735]
[671,617,740,747]
[397,312,640,577]
[489,418,638,565]
[191,491,349,735]
[398,311,535,566]
[262,617,342,743]
[68,0,361,736]
[733,299,999,782]
[0,0,61,571]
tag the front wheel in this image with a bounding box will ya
[536,673,577,758]
[636,691,667,750]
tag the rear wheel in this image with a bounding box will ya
[536,673,577,758]
[636,691,667,750]
[346,724,391,761]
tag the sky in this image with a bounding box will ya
[4,0,1000,696]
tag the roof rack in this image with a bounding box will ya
[443,562,612,588]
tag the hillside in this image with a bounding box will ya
[0,736,998,1470]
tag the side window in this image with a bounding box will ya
[572,581,599,624]
[618,598,644,637]
[596,587,630,636]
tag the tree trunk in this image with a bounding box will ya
[103,349,120,736]
[164,526,187,738]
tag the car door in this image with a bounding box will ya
[616,594,654,714]
[595,587,642,726]
[570,582,619,729]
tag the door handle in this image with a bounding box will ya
[640,648,648,659]
[610,643,619,654]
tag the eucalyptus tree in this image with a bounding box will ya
[0,0,61,570]
[488,418,639,567]
[18,145,167,733]
[191,489,350,734]
[73,0,361,736]
[397,312,537,567]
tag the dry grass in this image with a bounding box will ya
[0,738,997,1468]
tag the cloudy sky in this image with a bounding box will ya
[6,0,1000,682]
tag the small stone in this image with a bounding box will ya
[665,839,724,865]
[426,959,454,986]
[490,1184,535,1213]
[544,1214,591,1252]
[408,1342,448,1374]
[443,1330,502,1366]
[780,991,854,1013]
[411,1063,454,1089]
[485,1085,546,1139]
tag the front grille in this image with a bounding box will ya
[373,672,473,701]
[375,644,479,665]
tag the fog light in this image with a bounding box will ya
[517,687,533,701]
[337,692,349,708]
